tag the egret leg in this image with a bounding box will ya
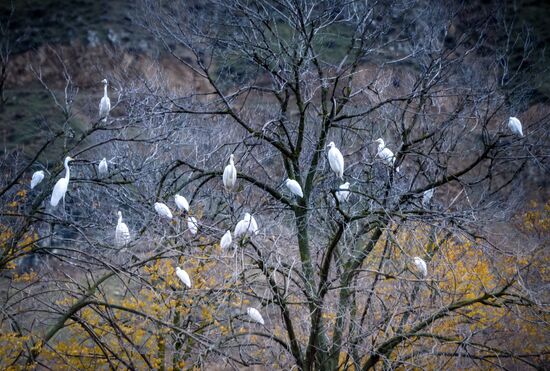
[232,247,239,280]
[240,245,245,279]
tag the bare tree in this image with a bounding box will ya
[0,0,548,370]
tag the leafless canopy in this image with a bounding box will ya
[0,0,548,369]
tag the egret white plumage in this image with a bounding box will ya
[234,220,247,238]
[175,267,192,288]
[413,257,428,277]
[220,230,232,249]
[336,182,350,203]
[115,211,131,246]
[223,154,237,191]
[244,213,258,235]
[98,158,108,175]
[154,202,173,219]
[327,142,344,179]
[422,188,434,206]
[234,212,258,238]
[174,194,189,212]
[246,307,264,325]
[375,138,400,172]
[50,156,74,207]
[99,79,111,122]
[508,116,523,137]
[187,216,198,235]
[30,170,45,189]
[285,178,303,198]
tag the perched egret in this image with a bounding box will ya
[174,194,189,213]
[175,266,192,288]
[223,154,237,191]
[187,216,198,235]
[234,219,248,238]
[99,79,111,122]
[234,213,258,238]
[154,202,173,220]
[30,170,45,189]
[327,142,344,179]
[413,257,428,277]
[246,307,265,325]
[422,188,435,207]
[243,213,258,235]
[375,138,400,172]
[220,230,232,249]
[115,211,131,246]
[336,182,350,203]
[50,156,74,207]
[508,116,524,137]
[98,158,108,175]
[285,178,303,198]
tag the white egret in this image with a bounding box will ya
[246,307,265,325]
[30,170,45,189]
[187,216,198,235]
[98,158,108,175]
[234,220,248,238]
[50,156,74,207]
[336,182,350,203]
[285,178,303,198]
[243,213,258,235]
[422,188,434,206]
[223,154,237,191]
[413,257,428,277]
[174,194,189,212]
[154,202,173,220]
[375,138,400,172]
[508,116,523,137]
[115,211,131,247]
[234,212,258,238]
[327,142,344,179]
[99,79,111,122]
[220,230,232,249]
[175,266,192,288]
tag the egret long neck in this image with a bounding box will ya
[103,84,108,97]
[64,159,71,180]
[118,214,122,224]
